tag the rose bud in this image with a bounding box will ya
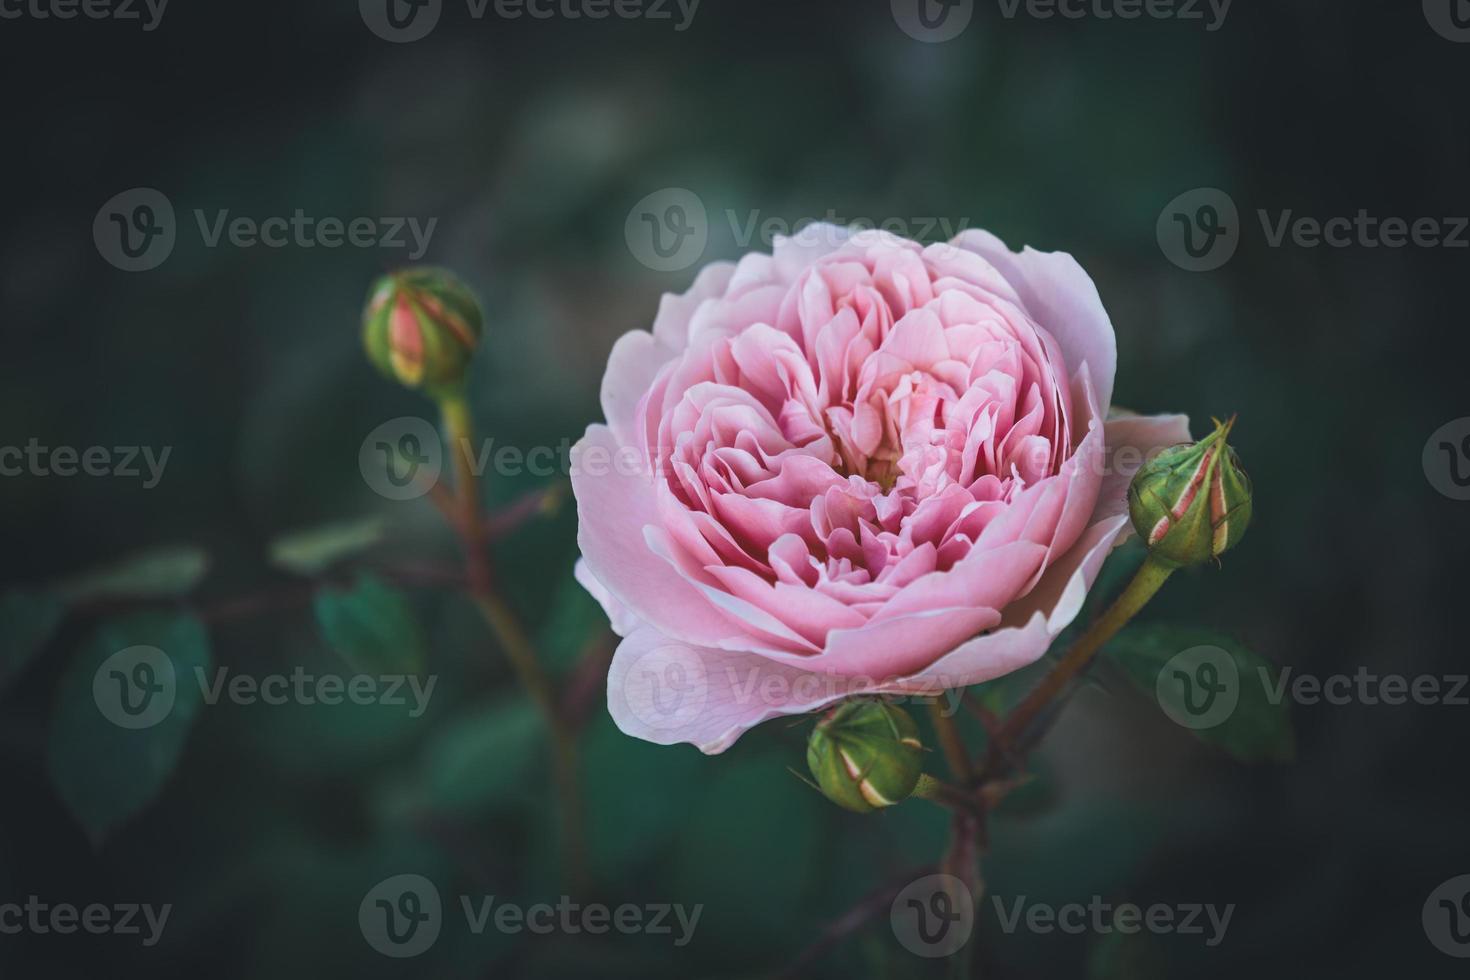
[1128,416,1253,568]
[362,268,483,394]
[806,701,924,813]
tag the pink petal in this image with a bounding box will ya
[951,230,1119,416]
[606,626,857,754]
[572,424,743,648]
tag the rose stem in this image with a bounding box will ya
[942,808,983,980]
[438,390,590,894]
[928,698,974,783]
[984,553,1175,779]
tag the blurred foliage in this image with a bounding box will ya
[48,613,211,845]
[2,0,1468,978]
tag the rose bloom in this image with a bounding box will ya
[573,225,1188,752]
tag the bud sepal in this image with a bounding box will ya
[1128,416,1252,568]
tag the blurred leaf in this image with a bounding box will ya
[536,571,606,673]
[56,545,209,601]
[1104,625,1295,764]
[313,573,426,676]
[422,696,544,815]
[0,590,67,693]
[672,751,824,947]
[1088,925,1167,979]
[268,516,386,575]
[48,612,211,844]
[581,713,703,879]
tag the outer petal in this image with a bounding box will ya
[572,424,744,648]
[603,517,1126,754]
[606,625,860,754]
[574,558,642,638]
[883,512,1129,693]
[951,230,1119,416]
[600,330,678,449]
[599,262,738,447]
[650,261,737,351]
[771,222,858,281]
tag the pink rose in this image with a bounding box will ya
[573,225,1189,752]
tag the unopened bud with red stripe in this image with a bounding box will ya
[1128,416,1253,568]
[363,268,483,395]
[807,700,924,814]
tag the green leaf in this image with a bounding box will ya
[57,545,209,602]
[580,712,703,879]
[421,696,545,815]
[268,516,386,575]
[313,573,426,676]
[671,751,824,946]
[48,612,212,844]
[1104,624,1295,763]
[0,590,67,692]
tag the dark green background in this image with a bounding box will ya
[2,0,1468,976]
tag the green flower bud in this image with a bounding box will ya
[806,701,924,813]
[362,268,483,395]
[1128,416,1253,568]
